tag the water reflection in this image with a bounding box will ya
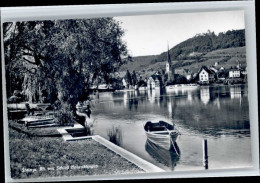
[147,89,162,104]
[230,86,242,99]
[92,85,251,171]
[145,140,180,171]
[94,85,249,136]
[200,87,210,105]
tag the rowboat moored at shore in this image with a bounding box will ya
[144,121,179,151]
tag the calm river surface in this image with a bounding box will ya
[90,85,252,171]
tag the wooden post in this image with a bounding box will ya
[203,139,208,169]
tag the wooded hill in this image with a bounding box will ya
[119,29,246,75]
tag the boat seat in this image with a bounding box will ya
[150,126,167,131]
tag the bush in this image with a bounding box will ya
[54,102,74,126]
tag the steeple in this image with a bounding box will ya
[167,41,171,65]
[165,42,175,82]
[166,42,171,73]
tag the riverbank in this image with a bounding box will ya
[8,120,145,179]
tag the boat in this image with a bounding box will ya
[138,86,148,91]
[89,84,116,92]
[144,121,179,151]
[165,84,199,91]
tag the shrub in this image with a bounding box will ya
[54,102,74,126]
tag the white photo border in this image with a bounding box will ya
[1,1,259,182]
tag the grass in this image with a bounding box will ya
[8,120,144,179]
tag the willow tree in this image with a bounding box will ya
[4,17,130,123]
[4,21,59,103]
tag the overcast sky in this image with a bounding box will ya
[114,10,244,57]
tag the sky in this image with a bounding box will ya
[114,10,245,57]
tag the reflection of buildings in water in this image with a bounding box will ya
[148,89,161,104]
[134,90,138,98]
[187,91,193,102]
[165,88,180,95]
[123,91,139,110]
[168,98,172,118]
[230,87,242,99]
[213,97,221,109]
[181,88,185,95]
[176,97,189,106]
[147,90,155,104]
[123,92,128,107]
[155,88,161,107]
[200,87,210,105]
[139,90,147,95]
[145,140,180,171]
[123,91,136,106]
[128,98,138,110]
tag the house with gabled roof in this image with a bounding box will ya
[209,66,218,74]
[198,66,215,84]
[147,73,162,89]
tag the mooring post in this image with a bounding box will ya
[203,139,208,169]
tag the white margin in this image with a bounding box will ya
[1,1,258,182]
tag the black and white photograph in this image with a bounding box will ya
[1,2,259,182]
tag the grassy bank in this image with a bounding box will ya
[8,120,144,179]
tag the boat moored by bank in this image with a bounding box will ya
[144,121,179,151]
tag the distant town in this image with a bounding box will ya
[91,52,247,92]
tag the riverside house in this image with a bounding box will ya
[147,74,162,89]
[229,67,241,78]
[198,66,215,84]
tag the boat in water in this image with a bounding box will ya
[165,84,199,91]
[144,121,179,151]
[89,84,116,92]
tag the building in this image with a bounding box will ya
[241,66,247,76]
[147,74,162,89]
[219,66,225,71]
[209,66,218,73]
[229,67,241,78]
[165,44,175,82]
[198,66,215,83]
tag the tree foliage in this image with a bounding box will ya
[131,70,138,86]
[4,18,130,119]
[124,70,132,86]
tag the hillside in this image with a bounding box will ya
[119,29,246,76]
[157,29,245,61]
[119,55,158,72]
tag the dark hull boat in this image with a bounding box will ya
[144,121,179,151]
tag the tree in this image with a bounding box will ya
[174,74,188,84]
[4,18,130,123]
[131,70,138,86]
[124,70,132,88]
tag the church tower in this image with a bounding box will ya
[166,43,174,82]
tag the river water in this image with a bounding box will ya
[90,85,252,171]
